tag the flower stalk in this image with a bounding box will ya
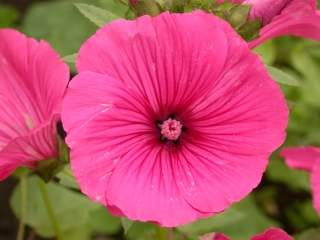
[38,178,63,240]
[16,173,27,240]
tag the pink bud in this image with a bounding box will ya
[244,0,292,24]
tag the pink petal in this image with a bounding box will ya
[0,29,69,179]
[200,233,231,240]
[311,160,320,214]
[280,146,320,171]
[175,53,288,213]
[249,0,320,48]
[76,11,239,114]
[251,228,293,240]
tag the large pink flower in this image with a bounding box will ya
[200,228,293,240]
[0,29,69,180]
[281,146,320,214]
[62,11,288,226]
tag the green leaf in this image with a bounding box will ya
[254,41,276,65]
[10,176,97,238]
[75,3,119,27]
[0,4,19,27]
[178,197,278,240]
[89,207,122,234]
[267,65,301,86]
[62,53,77,63]
[121,217,134,234]
[266,158,310,191]
[296,228,320,240]
[22,0,127,57]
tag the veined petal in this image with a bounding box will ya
[0,29,69,179]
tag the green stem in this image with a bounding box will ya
[17,174,27,240]
[156,226,168,240]
[38,178,63,240]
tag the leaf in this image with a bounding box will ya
[22,0,127,57]
[121,217,134,234]
[267,65,301,86]
[0,4,19,27]
[178,197,278,240]
[62,53,77,63]
[75,3,118,27]
[296,228,320,240]
[267,158,310,192]
[89,207,122,234]
[254,41,276,65]
[10,176,97,238]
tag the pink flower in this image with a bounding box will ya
[201,228,293,240]
[0,29,69,180]
[246,0,320,48]
[251,227,293,240]
[62,11,288,226]
[218,0,320,48]
[281,146,320,214]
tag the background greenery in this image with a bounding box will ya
[0,0,320,239]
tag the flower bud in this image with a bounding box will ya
[129,0,162,17]
[244,0,291,24]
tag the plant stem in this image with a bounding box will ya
[17,174,27,240]
[156,226,168,240]
[38,178,63,240]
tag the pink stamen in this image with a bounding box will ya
[160,118,183,141]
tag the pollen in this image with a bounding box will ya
[160,118,183,141]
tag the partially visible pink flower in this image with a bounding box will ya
[0,29,69,180]
[217,0,320,48]
[62,11,288,226]
[281,146,320,214]
[251,227,293,240]
[246,0,320,48]
[199,233,230,240]
[201,228,292,240]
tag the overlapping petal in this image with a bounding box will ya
[63,11,288,226]
[0,29,69,180]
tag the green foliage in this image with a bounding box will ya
[22,0,128,56]
[267,65,301,86]
[178,197,278,240]
[75,3,120,27]
[10,176,121,239]
[0,4,19,27]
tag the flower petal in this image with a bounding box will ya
[0,29,69,178]
[76,11,248,117]
[249,0,320,48]
[251,227,293,240]
[176,51,288,213]
[280,146,320,171]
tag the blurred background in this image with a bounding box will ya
[1,0,320,239]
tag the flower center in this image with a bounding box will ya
[160,118,183,141]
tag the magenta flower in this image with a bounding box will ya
[218,0,320,48]
[0,29,69,180]
[251,228,293,240]
[281,146,320,214]
[200,228,293,240]
[62,11,288,226]
[246,0,320,48]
